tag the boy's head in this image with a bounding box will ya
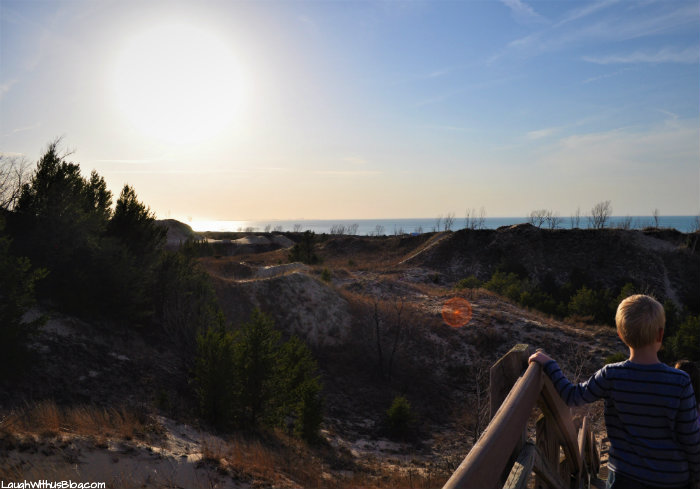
[615,294,665,349]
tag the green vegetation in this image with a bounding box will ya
[467,266,700,361]
[194,309,323,441]
[288,230,319,264]
[386,395,414,439]
[664,314,700,361]
[455,275,481,290]
[320,268,332,282]
[10,141,165,320]
[1,141,328,445]
[0,215,46,379]
[604,352,628,364]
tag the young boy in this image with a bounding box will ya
[529,294,700,489]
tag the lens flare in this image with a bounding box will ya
[442,297,473,328]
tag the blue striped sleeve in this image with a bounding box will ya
[542,360,607,407]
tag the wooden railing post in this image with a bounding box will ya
[444,344,602,489]
[490,344,530,485]
[490,344,530,419]
[442,362,543,489]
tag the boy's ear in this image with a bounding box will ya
[656,328,664,343]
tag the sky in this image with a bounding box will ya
[1,0,698,222]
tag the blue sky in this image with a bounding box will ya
[1,0,698,221]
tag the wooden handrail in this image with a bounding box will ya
[443,361,543,489]
[442,344,601,489]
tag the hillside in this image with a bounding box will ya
[2,223,698,487]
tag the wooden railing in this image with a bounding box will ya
[442,344,601,489]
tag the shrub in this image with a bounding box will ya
[604,352,628,364]
[665,314,700,361]
[386,395,414,439]
[234,309,281,427]
[275,336,323,442]
[194,324,238,430]
[153,251,222,357]
[193,309,324,440]
[567,286,614,325]
[320,268,332,282]
[289,231,319,264]
[483,271,525,302]
[455,275,481,290]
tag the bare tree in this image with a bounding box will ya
[264,224,271,233]
[528,209,547,228]
[464,208,474,229]
[619,215,633,230]
[588,200,612,229]
[372,300,384,379]
[347,223,359,235]
[372,224,385,236]
[434,215,442,233]
[386,296,406,384]
[570,207,581,228]
[444,212,455,231]
[466,356,491,445]
[293,224,302,233]
[545,210,562,230]
[466,207,487,230]
[652,208,660,228]
[475,206,487,229]
[0,154,30,211]
[330,224,346,235]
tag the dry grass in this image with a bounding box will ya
[201,433,326,487]
[0,400,157,442]
[336,467,450,489]
[200,431,451,489]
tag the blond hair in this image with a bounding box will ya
[615,294,665,349]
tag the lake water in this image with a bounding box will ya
[190,215,698,234]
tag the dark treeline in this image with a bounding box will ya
[0,141,322,441]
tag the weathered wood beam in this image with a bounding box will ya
[504,442,536,489]
[539,373,583,483]
[532,443,570,489]
[442,362,543,489]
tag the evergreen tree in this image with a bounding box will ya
[234,309,281,426]
[0,215,46,379]
[13,142,111,312]
[194,322,238,430]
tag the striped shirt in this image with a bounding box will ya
[542,360,700,488]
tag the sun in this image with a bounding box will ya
[112,21,243,144]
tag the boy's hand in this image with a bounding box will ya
[529,349,553,365]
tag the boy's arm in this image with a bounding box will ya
[677,382,700,484]
[529,350,607,407]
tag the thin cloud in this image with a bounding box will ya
[554,0,620,27]
[415,75,523,107]
[583,46,699,65]
[527,127,560,140]
[0,79,18,99]
[2,122,40,137]
[581,68,631,84]
[500,2,697,59]
[500,0,548,25]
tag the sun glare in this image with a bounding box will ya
[112,22,243,144]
